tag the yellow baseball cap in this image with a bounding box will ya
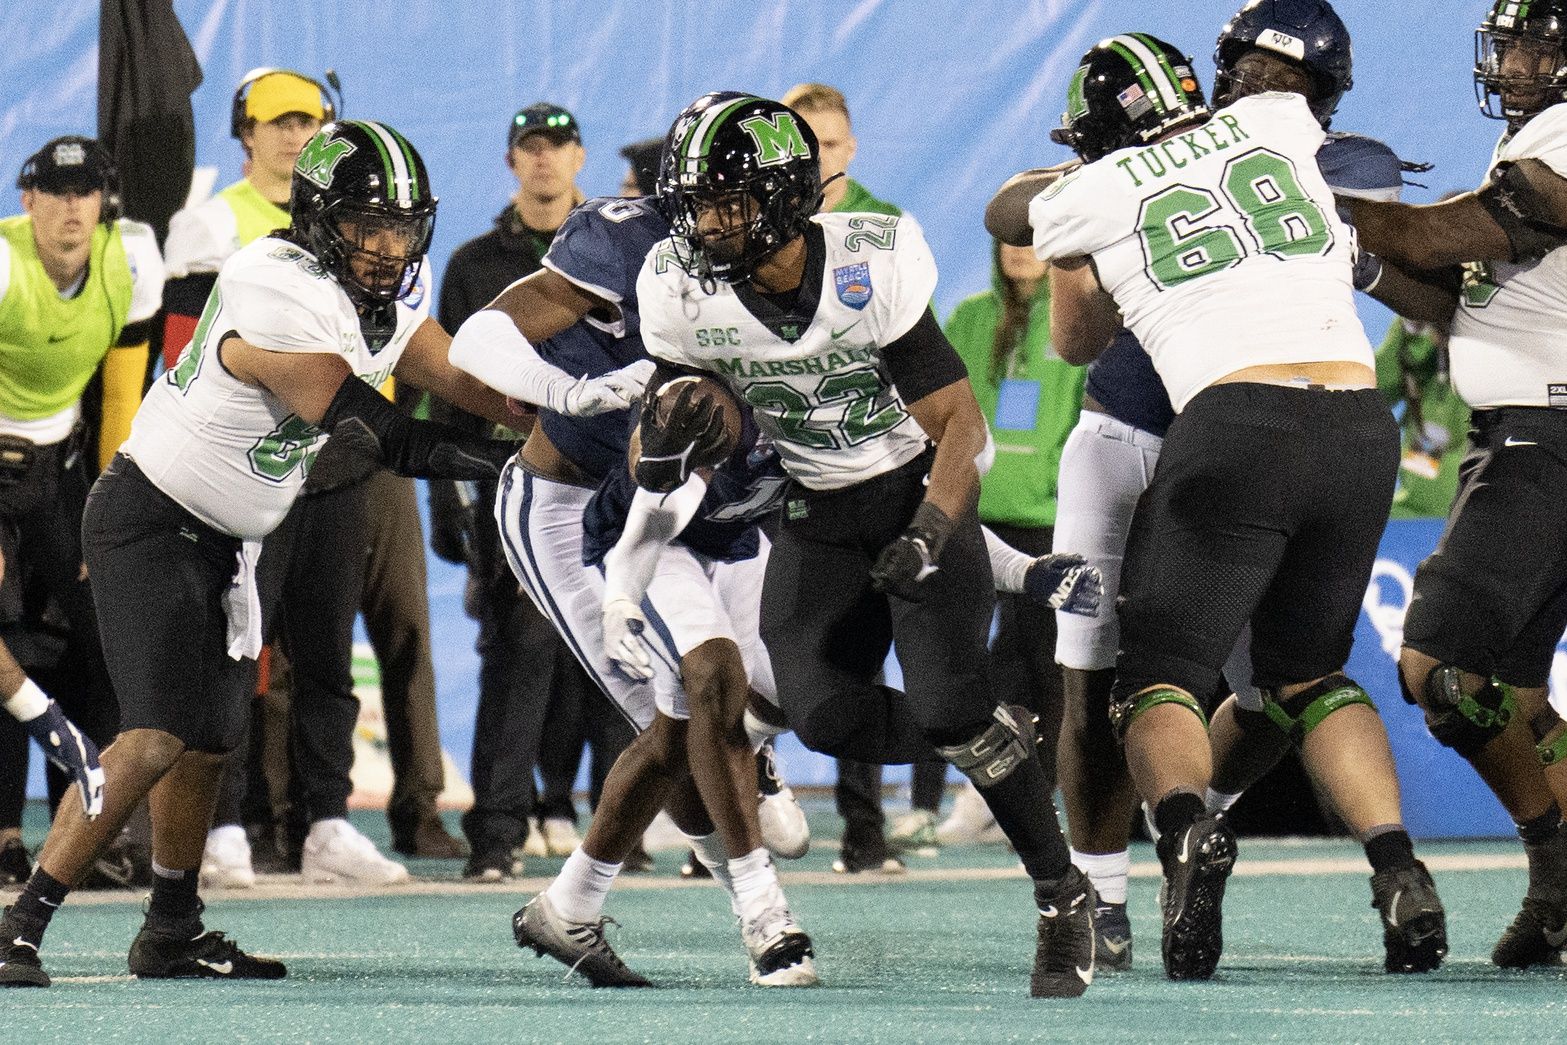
[246,72,326,123]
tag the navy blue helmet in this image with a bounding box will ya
[1214,0,1354,127]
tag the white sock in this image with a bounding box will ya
[1205,787,1242,814]
[727,847,781,924]
[983,526,1033,594]
[545,848,622,923]
[3,678,48,723]
[686,832,740,916]
[1071,847,1130,905]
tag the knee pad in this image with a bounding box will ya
[1422,665,1515,758]
[935,705,1035,789]
[1261,673,1376,746]
[1108,685,1206,741]
[1233,702,1285,739]
[1528,706,1567,767]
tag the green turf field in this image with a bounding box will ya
[4,804,1564,1044]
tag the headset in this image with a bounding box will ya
[229,67,344,139]
[16,136,123,223]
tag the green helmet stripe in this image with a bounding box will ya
[1131,32,1188,98]
[687,95,760,163]
[1107,40,1167,115]
[360,120,417,206]
[1110,34,1186,114]
[387,125,423,201]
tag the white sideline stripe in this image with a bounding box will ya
[42,850,1527,907]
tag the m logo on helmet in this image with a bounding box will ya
[295,135,357,189]
[739,113,811,167]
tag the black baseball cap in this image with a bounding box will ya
[619,137,663,196]
[509,103,582,148]
[17,136,117,195]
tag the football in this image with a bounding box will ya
[649,374,744,464]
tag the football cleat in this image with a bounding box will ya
[1371,861,1448,973]
[1157,814,1236,981]
[512,893,651,988]
[463,847,523,883]
[832,833,905,876]
[740,891,818,988]
[128,923,286,980]
[757,742,810,859]
[935,782,1008,846]
[1492,895,1567,968]
[1031,866,1096,998]
[301,818,410,885]
[888,809,939,855]
[1093,900,1133,971]
[0,908,48,988]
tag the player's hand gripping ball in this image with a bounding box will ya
[634,375,741,492]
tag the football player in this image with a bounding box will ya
[1033,34,1446,980]
[984,0,1437,974]
[0,120,524,988]
[1338,0,1567,969]
[634,93,1098,999]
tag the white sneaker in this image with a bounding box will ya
[199,825,255,889]
[301,818,411,885]
[889,808,940,856]
[540,817,582,858]
[935,781,1008,846]
[520,818,549,859]
[759,787,811,860]
[641,810,688,853]
[740,887,819,987]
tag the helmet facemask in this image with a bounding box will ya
[1476,13,1567,125]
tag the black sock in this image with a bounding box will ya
[7,868,69,944]
[970,757,1071,885]
[1363,827,1417,874]
[1516,808,1562,846]
[1153,790,1206,843]
[145,864,202,930]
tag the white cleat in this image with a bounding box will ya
[301,819,410,885]
[741,893,819,988]
[199,825,256,889]
[934,781,1008,846]
[641,811,689,854]
[759,787,811,860]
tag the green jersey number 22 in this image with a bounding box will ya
[1137,147,1333,291]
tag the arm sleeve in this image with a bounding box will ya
[884,308,969,404]
[98,344,149,469]
[319,372,519,479]
[448,309,578,407]
[119,220,166,324]
[869,217,939,343]
[602,477,708,606]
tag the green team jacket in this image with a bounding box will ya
[1375,319,1469,520]
[944,263,1083,529]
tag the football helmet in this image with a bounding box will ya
[289,120,436,305]
[1213,0,1354,127]
[659,94,822,285]
[1476,0,1567,124]
[1051,34,1209,163]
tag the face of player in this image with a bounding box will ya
[509,136,586,202]
[245,112,323,187]
[1496,33,1564,114]
[22,186,101,256]
[796,107,856,190]
[337,214,424,298]
[692,191,760,265]
[1220,50,1317,106]
[998,242,1047,286]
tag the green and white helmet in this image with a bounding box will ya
[1051,34,1210,163]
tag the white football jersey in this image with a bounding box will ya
[1449,103,1567,409]
[638,211,936,491]
[123,236,429,538]
[1032,92,1372,411]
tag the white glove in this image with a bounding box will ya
[556,359,656,417]
[604,595,655,682]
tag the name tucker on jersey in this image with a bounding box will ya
[1114,113,1252,189]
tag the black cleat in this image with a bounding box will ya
[0,908,48,988]
[1370,860,1447,973]
[1031,866,1096,998]
[1093,900,1133,971]
[512,893,651,987]
[832,832,905,875]
[1492,895,1566,969]
[679,849,713,879]
[0,839,31,886]
[128,923,286,980]
[1157,814,1236,981]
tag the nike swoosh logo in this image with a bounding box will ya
[48,334,69,343]
[1176,833,1192,864]
[1385,890,1402,928]
[830,320,863,340]
[1544,924,1567,948]
[1039,905,1057,918]
[1504,437,1537,447]
[1100,937,1130,956]
[1075,965,1093,984]
[196,958,233,975]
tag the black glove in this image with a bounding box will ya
[634,380,730,493]
[427,480,474,565]
[870,502,954,602]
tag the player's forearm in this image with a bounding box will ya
[1347,195,1512,270]
[602,479,707,606]
[1364,259,1460,327]
[908,384,983,523]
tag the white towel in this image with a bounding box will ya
[223,538,264,660]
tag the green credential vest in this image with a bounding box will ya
[218,178,291,248]
[0,216,132,420]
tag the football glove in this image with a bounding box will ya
[24,699,104,818]
[604,596,655,682]
[634,379,732,493]
[1022,553,1103,617]
[553,359,656,417]
[870,502,953,602]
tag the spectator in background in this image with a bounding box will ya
[1377,317,1467,519]
[0,137,163,881]
[936,242,1083,847]
[432,103,632,880]
[618,137,662,198]
[780,81,933,873]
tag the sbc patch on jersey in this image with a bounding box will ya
[834,262,873,310]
